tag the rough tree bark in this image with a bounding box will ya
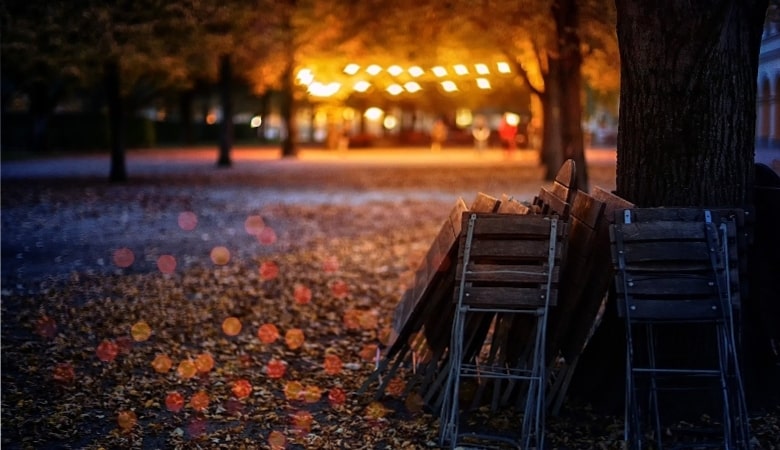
[615,0,767,207]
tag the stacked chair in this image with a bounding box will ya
[609,208,751,449]
[438,212,568,449]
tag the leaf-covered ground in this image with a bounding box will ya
[2,149,777,449]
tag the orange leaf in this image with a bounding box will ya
[284,329,304,350]
[151,354,172,374]
[190,390,210,412]
[257,323,280,344]
[165,391,185,412]
[259,260,280,281]
[96,339,118,362]
[283,381,304,401]
[195,352,214,373]
[222,317,242,336]
[267,430,286,449]
[328,387,347,407]
[293,284,312,305]
[177,359,197,380]
[323,354,342,375]
[130,321,152,342]
[232,379,252,399]
[117,410,137,432]
[266,359,286,379]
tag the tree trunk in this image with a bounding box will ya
[179,89,194,145]
[280,56,298,158]
[541,71,564,180]
[615,0,767,207]
[216,54,233,168]
[554,0,589,192]
[105,60,127,183]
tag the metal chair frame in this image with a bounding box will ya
[611,208,750,449]
[439,213,561,449]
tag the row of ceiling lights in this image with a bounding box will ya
[297,62,514,97]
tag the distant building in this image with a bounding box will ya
[757,13,780,149]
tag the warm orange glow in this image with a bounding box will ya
[497,61,511,73]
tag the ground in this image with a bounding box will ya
[1,147,777,449]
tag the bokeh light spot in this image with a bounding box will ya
[303,385,322,403]
[257,226,277,245]
[343,309,361,330]
[257,323,280,344]
[322,255,339,273]
[222,317,242,336]
[187,417,207,439]
[284,381,304,401]
[405,392,425,413]
[244,215,265,235]
[131,321,152,342]
[96,339,119,362]
[293,284,312,305]
[165,391,185,412]
[190,390,210,412]
[210,246,231,265]
[34,315,57,339]
[268,430,286,450]
[291,410,313,434]
[157,254,177,274]
[328,387,347,407]
[358,309,379,330]
[178,211,198,231]
[195,352,215,373]
[360,343,379,361]
[387,377,406,397]
[232,379,252,399]
[117,410,137,432]
[151,353,173,373]
[364,401,389,420]
[323,354,343,375]
[52,362,75,385]
[266,359,286,379]
[115,335,133,354]
[112,247,135,268]
[284,328,304,350]
[177,359,197,379]
[330,279,349,298]
[259,260,279,281]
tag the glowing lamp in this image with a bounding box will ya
[344,63,360,75]
[366,64,382,75]
[387,65,403,76]
[441,80,458,92]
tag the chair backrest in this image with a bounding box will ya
[609,208,734,321]
[456,212,568,309]
[532,159,577,220]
